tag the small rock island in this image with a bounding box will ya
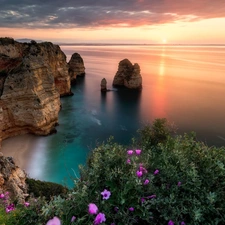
[113,59,142,89]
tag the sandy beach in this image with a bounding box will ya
[1,134,39,171]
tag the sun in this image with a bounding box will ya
[162,39,167,44]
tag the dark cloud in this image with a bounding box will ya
[0,0,225,29]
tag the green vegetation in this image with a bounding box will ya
[26,178,68,201]
[1,118,225,224]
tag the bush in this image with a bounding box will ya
[26,178,68,201]
[40,119,225,225]
[2,119,225,225]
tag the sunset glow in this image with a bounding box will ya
[1,1,225,44]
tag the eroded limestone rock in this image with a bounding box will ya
[0,38,71,142]
[0,153,28,203]
[100,78,107,92]
[68,53,85,82]
[113,59,142,89]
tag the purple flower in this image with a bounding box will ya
[0,193,4,199]
[24,202,30,207]
[141,198,145,203]
[5,204,15,213]
[144,179,149,185]
[181,222,186,225]
[71,216,76,222]
[126,159,131,164]
[168,220,174,225]
[127,150,133,155]
[88,203,98,214]
[94,212,106,225]
[46,216,61,225]
[147,195,156,199]
[178,181,182,186]
[139,166,148,173]
[135,149,142,155]
[101,189,111,200]
[136,170,143,177]
[129,207,134,211]
[154,169,159,175]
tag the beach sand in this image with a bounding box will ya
[1,134,39,171]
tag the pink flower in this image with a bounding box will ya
[141,198,145,203]
[24,202,30,207]
[101,189,111,200]
[136,170,143,177]
[126,159,131,164]
[135,149,142,155]
[94,212,106,225]
[46,216,61,225]
[140,166,148,173]
[147,195,156,199]
[88,203,98,214]
[71,216,76,222]
[0,193,4,199]
[129,207,134,211]
[168,220,174,225]
[154,169,159,175]
[178,181,182,186]
[127,150,133,155]
[144,179,149,185]
[5,204,15,213]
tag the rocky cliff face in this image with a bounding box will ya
[68,53,85,82]
[0,38,71,142]
[113,59,142,89]
[0,152,28,203]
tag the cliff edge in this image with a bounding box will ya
[0,38,72,143]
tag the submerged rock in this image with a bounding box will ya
[113,59,142,89]
[68,53,85,82]
[100,78,107,92]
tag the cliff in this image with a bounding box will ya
[113,59,142,89]
[68,53,85,82]
[0,152,28,203]
[0,38,72,142]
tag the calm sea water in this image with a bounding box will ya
[2,45,225,187]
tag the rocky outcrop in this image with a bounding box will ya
[0,38,71,142]
[100,78,107,92]
[68,53,85,82]
[113,59,142,89]
[0,152,28,203]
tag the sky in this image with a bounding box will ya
[1,0,225,44]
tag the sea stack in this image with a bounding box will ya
[100,78,107,92]
[68,53,85,83]
[113,59,142,89]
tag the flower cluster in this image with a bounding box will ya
[0,192,15,213]
[45,189,111,225]
[0,191,30,214]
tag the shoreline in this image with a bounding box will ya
[1,134,39,171]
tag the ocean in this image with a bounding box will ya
[2,45,225,188]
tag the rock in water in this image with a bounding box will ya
[68,53,85,82]
[0,153,28,203]
[100,78,107,92]
[0,38,71,143]
[113,59,142,89]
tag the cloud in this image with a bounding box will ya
[0,0,225,29]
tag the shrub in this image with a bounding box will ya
[26,178,68,201]
[2,119,225,225]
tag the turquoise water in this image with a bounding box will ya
[2,45,225,188]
